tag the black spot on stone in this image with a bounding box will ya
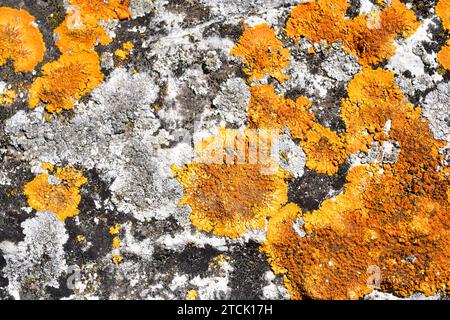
[176,244,221,276]
[346,0,361,19]
[229,241,271,300]
[288,161,350,213]
[203,23,243,42]
[166,0,211,28]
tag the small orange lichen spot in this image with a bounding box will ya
[23,166,87,221]
[186,289,198,300]
[248,84,314,139]
[301,123,347,175]
[0,7,46,72]
[286,0,419,66]
[112,237,121,248]
[231,23,290,83]
[111,253,124,264]
[29,51,104,113]
[436,0,450,31]
[0,88,16,106]
[109,223,121,235]
[114,41,134,60]
[172,129,289,238]
[55,13,112,54]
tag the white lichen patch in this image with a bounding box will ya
[0,211,68,299]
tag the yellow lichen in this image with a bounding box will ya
[76,235,86,242]
[0,88,16,106]
[23,166,87,221]
[109,223,121,235]
[172,128,289,238]
[29,51,104,113]
[186,289,198,300]
[112,237,121,248]
[231,23,290,83]
[0,7,46,72]
[115,41,134,60]
[286,0,420,66]
[111,253,124,264]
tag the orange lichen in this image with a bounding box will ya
[341,68,404,153]
[247,84,314,138]
[115,41,134,60]
[438,43,450,70]
[0,7,46,72]
[231,23,290,83]
[286,0,420,66]
[29,0,130,113]
[262,67,450,299]
[70,0,131,21]
[23,166,87,221]
[301,123,347,175]
[55,12,112,54]
[172,129,289,238]
[436,0,450,31]
[29,51,104,113]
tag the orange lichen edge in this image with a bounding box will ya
[29,51,104,113]
[436,0,450,31]
[23,166,88,221]
[70,0,131,21]
[54,12,112,54]
[285,0,420,66]
[262,67,450,299]
[172,128,290,238]
[0,7,46,72]
[231,23,290,83]
[439,43,450,70]
[248,84,314,138]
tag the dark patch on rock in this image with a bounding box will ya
[400,0,439,20]
[176,244,221,276]
[346,0,361,19]
[166,0,211,28]
[229,241,271,300]
[203,22,243,42]
[288,161,350,213]
[0,156,34,243]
